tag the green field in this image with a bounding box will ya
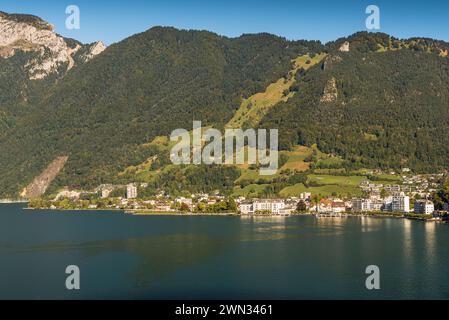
[307,174,367,186]
[279,183,362,198]
[233,184,269,197]
[374,174,403,182]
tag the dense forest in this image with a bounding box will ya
[1,24,449,198]
[0,25,323,197]
[261,32,449,172]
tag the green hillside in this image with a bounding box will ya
[1,25,449,198]
[226,53,327,128]
[261,32,449,173]
[0,27,324,197]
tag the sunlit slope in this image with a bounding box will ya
[226,53,327,129]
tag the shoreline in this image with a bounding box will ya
[126,210,239,216]
[15,206,446,222]
[0,200,28,204]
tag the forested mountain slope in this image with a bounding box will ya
[0,11,105,134]
[0,24,323,197]
[261,32,449,172]
[1,14,449,198]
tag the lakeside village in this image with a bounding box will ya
[27,168,449,222]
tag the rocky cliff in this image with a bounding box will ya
[0,11,105,79]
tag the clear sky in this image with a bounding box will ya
[1,0,449,45]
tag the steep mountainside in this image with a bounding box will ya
[0,11,105,134]
[261,32,449,172]
[1,15,449,198]
[0,24,324,197]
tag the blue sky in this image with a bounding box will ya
[1,0,449,45]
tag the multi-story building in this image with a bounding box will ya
[371,200,384,212]
[353,197,392,212]
[352,198,372,212]
[391,192,410,213]
[414,200,435,215]
[253,199,285,214]
[238,201,254,214]
[126,184,138,199]
[239,199,287,215]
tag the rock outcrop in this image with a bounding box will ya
[321,77,338,103]
[339,41,350,52]
[0,11,105,79]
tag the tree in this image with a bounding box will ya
[434,178,449,209]
[180,202,190,212]
[196,202,206,212]
[227,198,237,212]
[296,200,307,212]
[311,194,322,212]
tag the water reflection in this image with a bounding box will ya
[0,217,299,288]
[1,206,448,299]
[0,233,232,287]
[424,222,436,258]
[403,219,413,263]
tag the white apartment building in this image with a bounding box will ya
[391,192,410,213]
[126,184,138,199]
[239,199,286,214]
[253,199,285,214]
[352,198,379,212]
[239,201,254,214]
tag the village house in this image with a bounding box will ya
[316,199,332,213]
[313,199,347,214]
[331,200,346,213]
[238,200,254,214]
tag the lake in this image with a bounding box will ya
[0,203,448,299]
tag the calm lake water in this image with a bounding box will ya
[1,203,449,299]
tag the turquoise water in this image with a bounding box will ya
[0,203,448,299]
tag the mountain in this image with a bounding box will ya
[0,16,324,197]
[0,12,448,198]
[0,11,105,133]
[261,32,449,172]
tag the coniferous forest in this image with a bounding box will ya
[1,21,449,197]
